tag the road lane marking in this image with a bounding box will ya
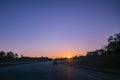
[77,72,103,80]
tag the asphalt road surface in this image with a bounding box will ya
[0,61,120,80]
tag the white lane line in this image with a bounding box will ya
[77,72,103,80]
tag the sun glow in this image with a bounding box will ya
[67,56,71,59]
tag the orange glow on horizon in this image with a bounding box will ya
[20,49,85,58]
[67,56,71,59]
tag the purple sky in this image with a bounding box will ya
[0,0,120,57]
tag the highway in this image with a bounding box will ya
[0,61,120,80]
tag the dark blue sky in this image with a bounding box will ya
[0,0,120,57]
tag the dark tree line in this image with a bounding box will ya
[0,51,18,61]
[0,51,51,62]
[87,33,120,57]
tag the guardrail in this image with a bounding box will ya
[0,61,39,65]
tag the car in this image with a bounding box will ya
[52,60,58,65]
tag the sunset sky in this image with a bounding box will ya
[0,0,120,57]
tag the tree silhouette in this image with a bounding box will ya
[0,51,6,61]
[7,51,15,58]
[14,53,18,58]
[106,33,120,55]
[108,36,113,43]
[86,33,120,56]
